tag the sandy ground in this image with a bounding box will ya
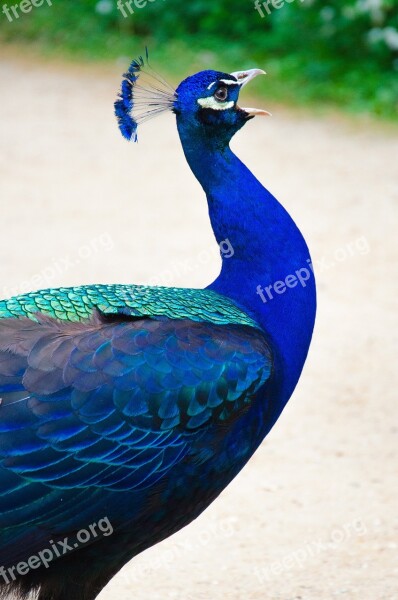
[0,49,397,600]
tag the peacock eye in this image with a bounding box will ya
[214,87,228,102]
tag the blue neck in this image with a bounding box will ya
[178,122,316,406]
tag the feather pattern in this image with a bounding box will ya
[0,306,272,570]
[114,48,176,142]
[0,284,259,326]
[0,53,316,600]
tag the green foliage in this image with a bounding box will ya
[0,0,397,118]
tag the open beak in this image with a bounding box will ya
[230,69,271,117]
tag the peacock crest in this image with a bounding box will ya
[114,48,177,142]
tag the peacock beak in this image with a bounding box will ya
[231,69,271,117]
[230,69,266,88]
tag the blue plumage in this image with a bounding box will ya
[0,53,316,600]
[114,49,176,142]
[114,63,141,141]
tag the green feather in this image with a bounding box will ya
[0,284,259,328]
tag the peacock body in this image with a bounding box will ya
[0,54,316,600]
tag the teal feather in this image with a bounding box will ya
[0,284,258,328]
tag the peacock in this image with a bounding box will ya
[0,51,316,600]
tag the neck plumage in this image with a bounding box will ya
[178,123,316,406]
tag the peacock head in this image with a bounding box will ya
[174,69,270,145]
[115,50,270,144]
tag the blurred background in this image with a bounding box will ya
[0,2,397,600]
[0,0,397,118]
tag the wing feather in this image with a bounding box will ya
[0,310,272,563]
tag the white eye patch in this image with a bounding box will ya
[197,97,235,111]
[207,79,239,90]
[219,79,240,86]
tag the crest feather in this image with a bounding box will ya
[114,49,177,142]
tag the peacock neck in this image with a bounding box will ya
[178,125,316,406]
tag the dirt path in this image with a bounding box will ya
[0,50,397,600]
